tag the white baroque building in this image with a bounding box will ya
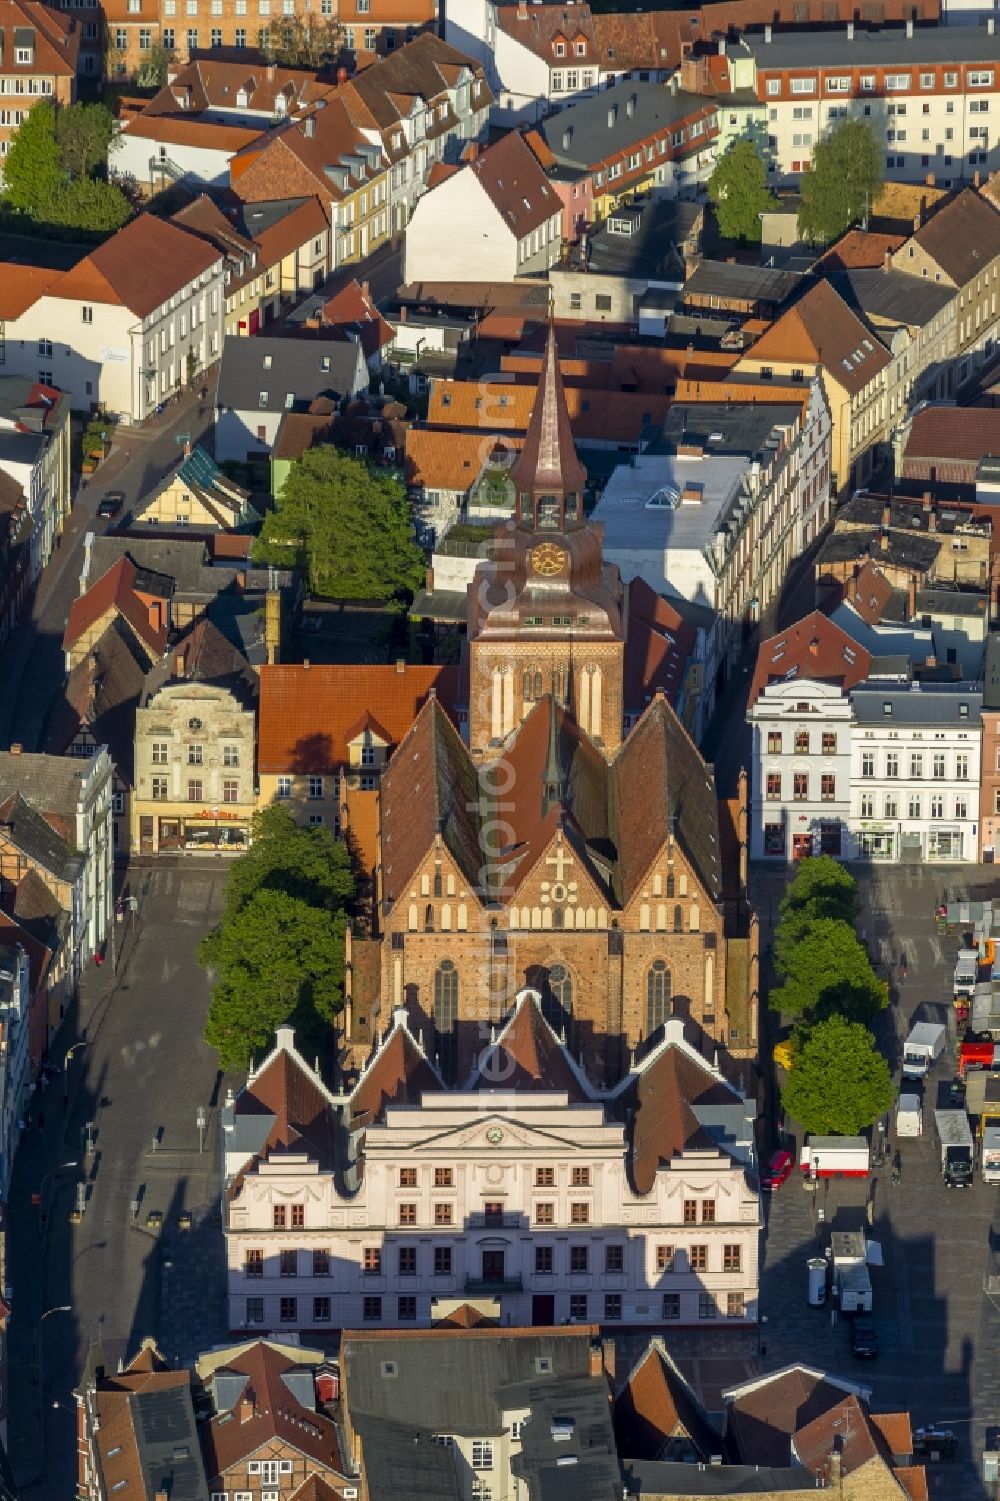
[222,994,761,1333]
[749,676,857,862]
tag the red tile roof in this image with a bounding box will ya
[236,1045,336,1165]
[257,662,462,774]
[623,576,696,712]
[842,560,893,626]
[464,129,560,239]
[349,1015,441,1126]
[321,277,395,360]
[0,263,61,319]
[202,1342,346,1479]
[626,1042,732,1195]
[740,279,890,396]
[56,214,222,317]
[62,557,167,660]
[904,403,1000,465]
[817,229,905,272]
[470,990,590,1099]
[749,610,873,705]
[614,1340,722,1461]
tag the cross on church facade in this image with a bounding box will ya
[546,841,574,883]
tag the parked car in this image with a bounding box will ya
[912,1427,958,1459]
[97,490,125,519]
[762,1150,793,1191]
[850,1315,878,1359]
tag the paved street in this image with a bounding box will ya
[755,861,1000,1501]
[6,864,235,1499]
[0,372,219,754]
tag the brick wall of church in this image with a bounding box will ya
[468,639,625,757]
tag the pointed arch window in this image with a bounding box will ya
[647,961,671,1035]
[673,905,683,932]
[424,904,434,933]
[434,960,458,1083]
[541,962,573,1037]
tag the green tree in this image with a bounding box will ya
[798,118,882,245]
[3,99,61,216]
[55,102,119,181]
[779,854,859,927]
[262,14,344,66]
[253,446,426,601]
[781,1014,893,1136]
[50,176,131,232]
[135,41,174,89]
[707,138,777,242]
[200,807,355,1069]
[771,915,887,1025]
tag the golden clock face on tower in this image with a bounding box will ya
[530,542,567,577]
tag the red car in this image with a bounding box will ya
[762,1150,793,1191]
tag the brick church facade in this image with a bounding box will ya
[344,324,758,1088]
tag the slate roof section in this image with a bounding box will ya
[614,1338,724,1463]
[0,791,80,882]
[749,610,873,705]
[900,186,1000,286]
[827,266,956,328]
[510,1372,621,1501]
[41,617,149,780]
[202,1341,345,1479]
[534,80,714,175]
[341,1324,598,1435]
[257,662,461,773]
[350,1414,461,1501]
[55,214,222,318]
[216,334,366,412]
[63,556,168,661]
[141,616,258,709]
[741,279,890,395]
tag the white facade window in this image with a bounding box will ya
[472,1441,494,1471]
[970,71,994,88]
[276,776,292,798]
[790,77,816,94]
[825,76,849,93]
[766,78,780,95]
[885,74,911,91]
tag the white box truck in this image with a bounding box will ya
[983,1125,1000,1184]
[934,1109,974,1187]
[831,1230,873,1313]
[901,1022,947,1079]
[955,949,980,998]
[799,1137,870,1178]
[896,1094,922,1137]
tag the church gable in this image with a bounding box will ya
[398,841,483,936]
[620,842,713,937]
[506,825,610,933]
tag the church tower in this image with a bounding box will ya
[467,322,626,757]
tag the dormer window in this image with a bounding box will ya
[263,354,272,369]
[236,88,249,106]
[575,39,585,54]
[259,391,268,407]
[554,40,565,55]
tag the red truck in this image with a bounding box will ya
[959,1040,1000,1077]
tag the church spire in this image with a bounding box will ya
[510,317,588,533]
[541,694,563,818]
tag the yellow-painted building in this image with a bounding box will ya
[133,443,255,531]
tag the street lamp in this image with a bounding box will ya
[35,1304,72,1478]
[63,1042,87,1105]
[196,1106,208,1153]
[37,1160,78,1228]
[757,1312,768,1357]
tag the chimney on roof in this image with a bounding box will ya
[922,490,932,510]
[626,91,637,117]
[361,279,370,299]
[975,169,982,189]
[588,1339,604,1377]
[881,502,891,528]
[764,22,772,40]
[908,573,917,618]
[9,744,21,756]
[239,1387,256,1423]
[607,102,617,127]
[913,212,921,232]
[182,438,192,458]
[808,636,820,657]
[304,115,315,138]
[174,645,187,678]
[846,20,854,39]
[396,658,406,673]
[929,507,937,532]
[717,35,726,55]
[303,658,310,669]
[883,249,891,273]
[906,16,913,36]
[880,530,889,552]
[517,0,527,15]
[267,62,275,80]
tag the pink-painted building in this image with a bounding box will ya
[222,993,761,1334]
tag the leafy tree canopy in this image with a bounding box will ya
[771,915,887,1025]
[253,445,426,601]
[781,1014,894,1136]
[135,42,174,89]
[4,99,127,230]
[779,854,860,928]
[707,138,777,241]
[263,14,344,66]
[797,118,882,245]
[200,807,356,1070]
